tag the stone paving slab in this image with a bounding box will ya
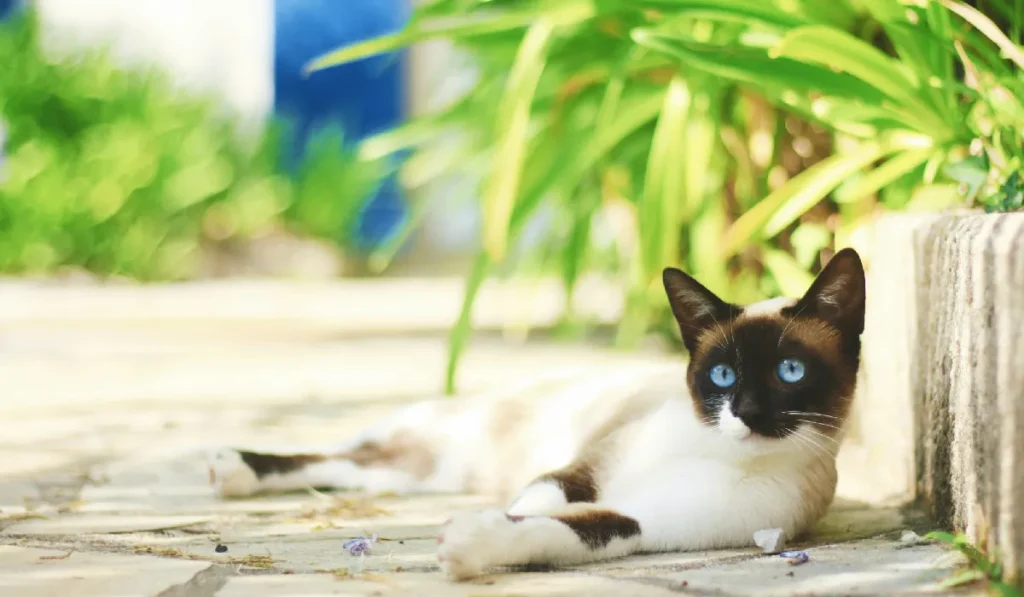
[0,545,210,597]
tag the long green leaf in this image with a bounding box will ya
[445,252,491,395]
[639,75,690,280]
[771,25,922,105]
[941,0,1024,71]
[639,0,812,29]
[481,19,555,262]
[724,136,914,254]
[633,31,891,105]
[762,248,814,297]
[834,147,937,204]
[305,0,596,73]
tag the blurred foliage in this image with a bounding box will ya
[0,11,378,280]
[311,0,1024,393]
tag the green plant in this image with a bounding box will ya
[311,0,1024,393]
[926,531,1021,595]
[0,11,377,280]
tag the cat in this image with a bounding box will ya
[206,248,866,581]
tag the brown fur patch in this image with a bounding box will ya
[554,509,641,549]
[335,435,436,480]
[535,460,599,503]
[239,452,326,479]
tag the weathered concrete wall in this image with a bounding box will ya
[852,211,1024,584]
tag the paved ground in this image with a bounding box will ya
[0,287,973,596]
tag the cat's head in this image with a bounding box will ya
[663,249,865,445]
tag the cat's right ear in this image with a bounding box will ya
[663,267,734,353]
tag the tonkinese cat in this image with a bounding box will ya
[207,248,866,581]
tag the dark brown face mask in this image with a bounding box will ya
[663,248,866,439]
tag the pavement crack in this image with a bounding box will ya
[153,563,233,597]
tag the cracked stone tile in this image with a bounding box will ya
[217,571,689,597]
[0,545,209,597]
[1,514,211,536]
[654,539,965,596]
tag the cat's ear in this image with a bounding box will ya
[663,267,734,352]
[793,248,866,336]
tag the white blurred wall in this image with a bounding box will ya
[34,0,274,134]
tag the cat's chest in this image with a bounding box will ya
[600,455,741,503]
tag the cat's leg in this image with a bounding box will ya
[207,403,459,498]
[436,505,642,581]
[206,443,433,498]
[506,459,597,516]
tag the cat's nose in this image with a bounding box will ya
[732,398,763,422]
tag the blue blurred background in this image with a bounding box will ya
[274,0,410,250]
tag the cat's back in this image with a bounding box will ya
[427,363,683,500]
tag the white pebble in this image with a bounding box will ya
[754,528,786,553]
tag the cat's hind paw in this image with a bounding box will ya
[436,509,518,581]
[206,448,260,498]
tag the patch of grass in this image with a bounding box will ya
[926,531,1021,596]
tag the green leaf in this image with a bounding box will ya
[639,75,690,281]
[771,25,920,106]
[305,0,596,73]
[445,252,491,395]
[941,0,1024,72]
[762,248,814,297]
[905,183,961,212]
[834,148,936,204]
[633,31,891,106]
[724,135,917,254]
[944,154,989,199]
[640,0,812,29]
[481,18,556,262]
[924,531,959,544]
[937,569,985,589]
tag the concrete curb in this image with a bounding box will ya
[855,211,1024,584]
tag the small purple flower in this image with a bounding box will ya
[343,534,379,556]
[779,550,809,565]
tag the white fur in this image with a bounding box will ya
[716,401,752,440]
[207,448,260,498]
[739,296,797,319]
[507,481,568,516]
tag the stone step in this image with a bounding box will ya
[857,211,1024,586]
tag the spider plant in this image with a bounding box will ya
[310,0,1024,394]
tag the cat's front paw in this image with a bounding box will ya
[436,509,518,581]
[205,448,260,498]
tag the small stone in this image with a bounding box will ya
[754,528,786,553]
[899,530,923,545]
[215,544,228,553]
[780,550,810,565]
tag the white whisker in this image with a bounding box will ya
[783,411,841,421]
[799,424,841,445]
[796,418,844,432]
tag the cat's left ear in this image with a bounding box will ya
[663,267,736,353]
[792,248,866,336]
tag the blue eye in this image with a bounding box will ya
[708,364,737,388]
[777,358,806,383]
